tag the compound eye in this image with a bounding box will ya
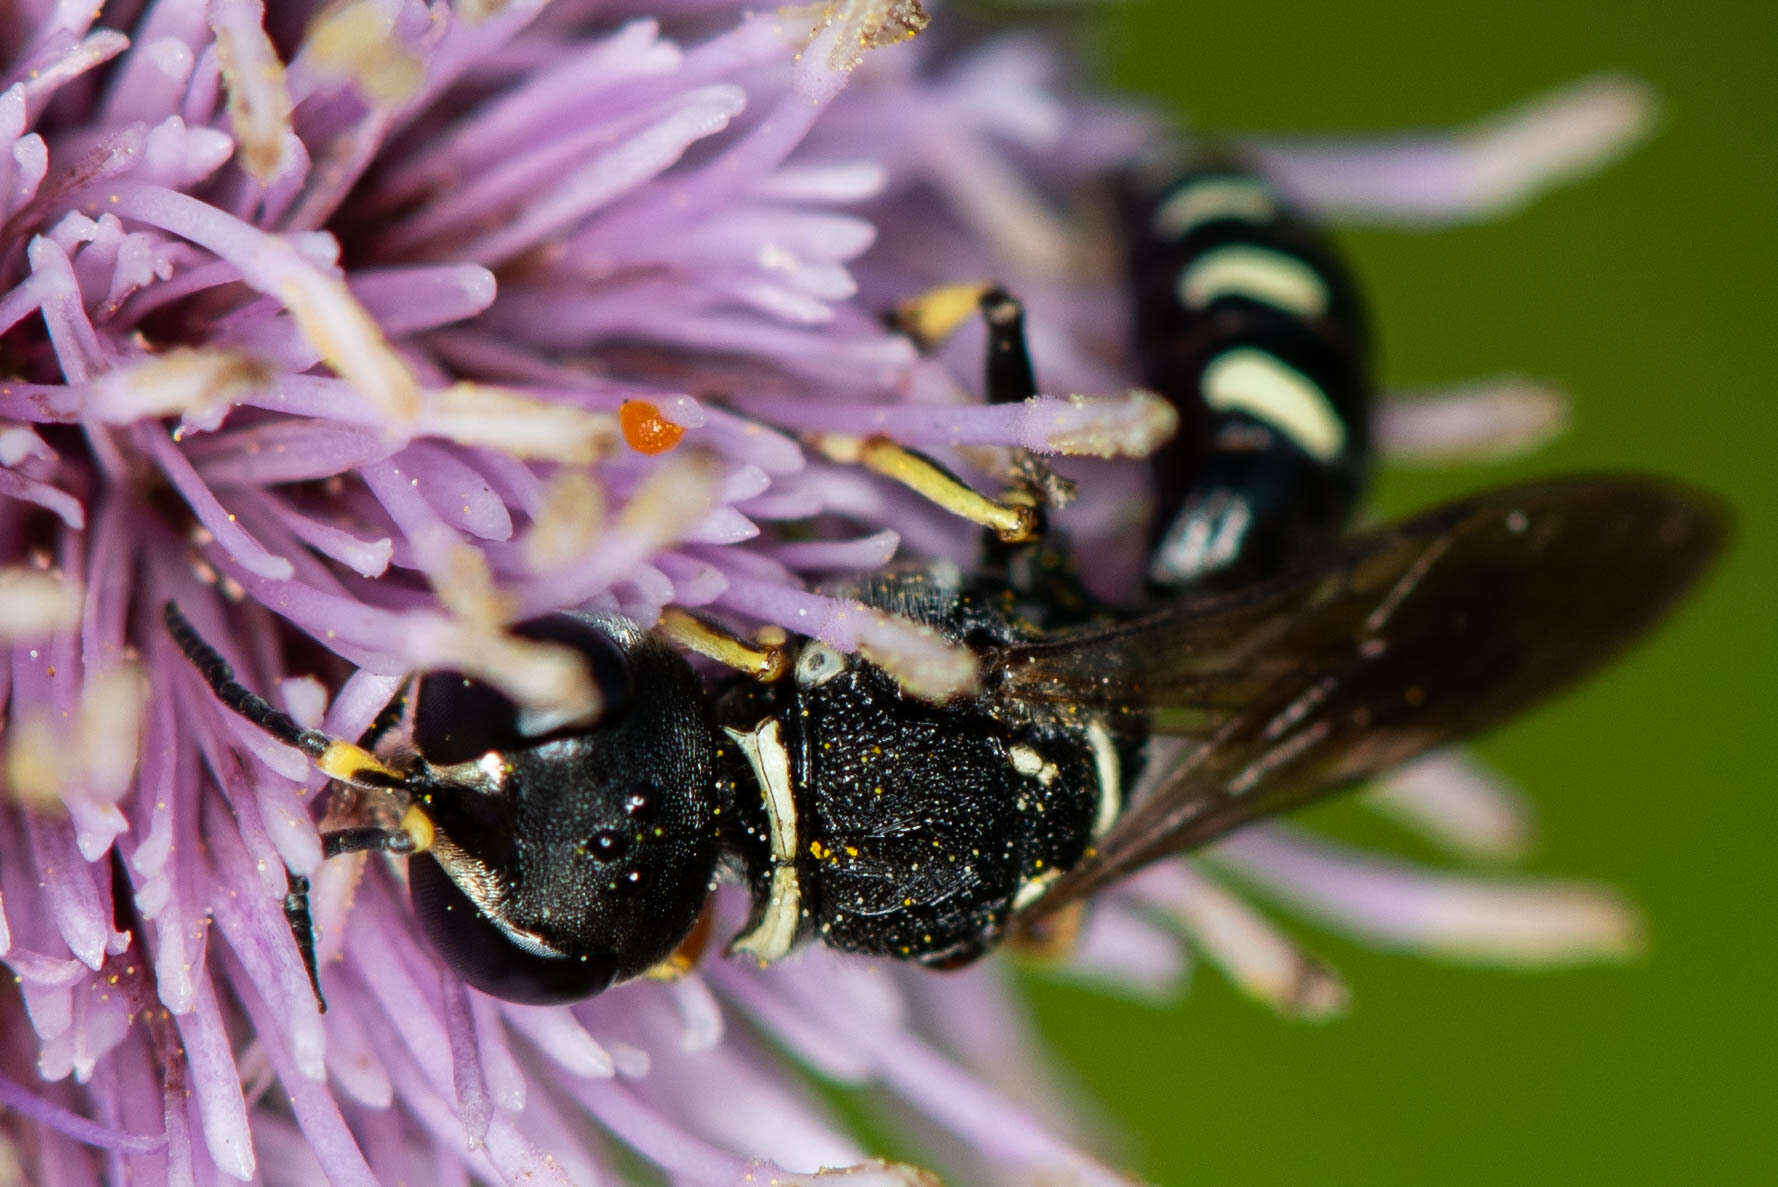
[413,671,524,766]
[514,615,635,725]
[412,615,636,766]
[408,853,618,1004]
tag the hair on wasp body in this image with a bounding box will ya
[166,163,1727,1010]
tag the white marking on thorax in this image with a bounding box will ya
[794,642,845,688]
[1203,348,1347,462]
[1012,866,1062,910]
[731,865,802,964]
[1180,245,1330,319]
[1153,176,1278,238]
[723,717,804,962]
[1008,744,1060,787]
[723,718,798,861]
[1085,719,1123,839]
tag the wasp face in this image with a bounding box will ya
[404,615,721,1004]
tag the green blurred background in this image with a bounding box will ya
[1013,0,1776,1182]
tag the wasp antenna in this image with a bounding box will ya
[163,601,412,789]
[163,601,328,757]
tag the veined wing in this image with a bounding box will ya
[989,474,1727,918]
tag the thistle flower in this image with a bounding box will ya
[0,2,1660,1182]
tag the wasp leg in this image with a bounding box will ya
[856,284,1083,543]
[166,602,433,1013]
[889,280,1041,407]
[887,281,992,350]
[978,285,1076,511]
[1006,899,1087,962]
[811,433,1042,543]
[656,607,790,680]
[980,285,1038,406]
[281,820,428,1016]
[275,820,432,1015]
[643,906,716,981]
[321,827,413,858]
[885,281,1040,405]
[283,872,327,1014]
[942,289,1098,617]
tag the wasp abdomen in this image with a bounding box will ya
[1128,165,1374,588]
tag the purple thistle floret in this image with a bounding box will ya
[0,2,1659,1182]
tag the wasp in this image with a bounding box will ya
[1123,159,1374,590]
[167,165,1726,1008]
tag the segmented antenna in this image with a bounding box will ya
[162,601,330,759]
[166,600,427,1015]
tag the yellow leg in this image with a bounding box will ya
[657,608,791,680]
[643,908,714,981]
[813,434,1041,543]
[1007,900,1087,962]
[889,281,992,350]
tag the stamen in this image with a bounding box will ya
[300,2,425,105]
[421,383,617,463]
[1376,376,1569,463]
[714,577,978,703]
[522,468,607,573]
[0,568,81,639]
[1127,862,1349,1019]
[76,662,148,802]
[399,614,603,729]
[4,711,62,811]
[1216,827,1643,963]
[778,0,932,74]
[1370,752,1533,862]
[210,1,293,181]
[738,390,1177,457]
[84,348,271,431]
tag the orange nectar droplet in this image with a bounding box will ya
[619,400,685,455]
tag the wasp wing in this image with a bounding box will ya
[993,474,1727,920]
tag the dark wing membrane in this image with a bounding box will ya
[993,474,1727,919]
